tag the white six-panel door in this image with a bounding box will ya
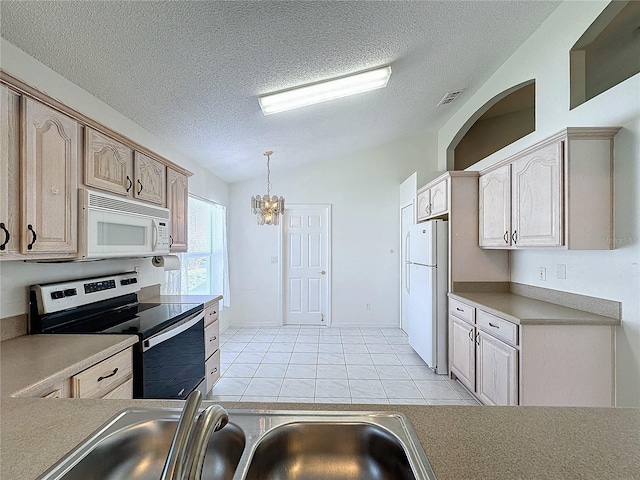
[283,205,330,325]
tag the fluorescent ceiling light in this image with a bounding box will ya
[258,66,392,115]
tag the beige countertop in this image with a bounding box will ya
[449,292,619,326]
[2,335,639,480]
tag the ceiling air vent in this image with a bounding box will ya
[437,89,464,107]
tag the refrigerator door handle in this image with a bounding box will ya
[405,264,410,294]
[404,231,410,263]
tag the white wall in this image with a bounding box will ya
[226,134,438,328]
[0,39,229,319]
[437,1,640,406]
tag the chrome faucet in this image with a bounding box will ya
[160,390,229,480]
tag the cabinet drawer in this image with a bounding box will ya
[206,350,221,392]
[71,348,133,399]
[450,299,475,324]
[101,377,133,399]
[476,310,518,345]
[205,320,220,359]
[204,303,219,327]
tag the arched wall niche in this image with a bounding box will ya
[447,80,535,171]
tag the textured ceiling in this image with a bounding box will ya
[0,1,559,183]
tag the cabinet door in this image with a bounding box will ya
[511,142,563,247]
[449,316,475,391]
[84,127,133,196]
[476,330,518,406]
[479,165,511,247]
[22,98,78,254]
[0,86,21,256]
[167,168,188,252]
[416,189,430,221]
[134,151,166,205]
[429,180,448,216]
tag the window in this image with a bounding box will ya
[164,195,229,306]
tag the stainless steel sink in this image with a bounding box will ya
[38,408,436,480]
[38,409,245,480]
[244,421,419,480]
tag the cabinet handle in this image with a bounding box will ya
[209,336,217,342]
[468,329,474,341]
[137,179,143,195]
[475,332,480,346]
[512,230,518,245]
[126,176,133,192]
[488,322,500,329]
[456,307,464,312]
[97,367,118,382]
[211,367,218,374]
[503,230,509,244]
[0,223,9,250]
[27,224,37,250]
[169,235,173,247]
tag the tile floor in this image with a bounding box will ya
[208,325,478,405]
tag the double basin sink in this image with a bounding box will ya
[38,407,437,480]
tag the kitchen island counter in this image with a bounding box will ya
[2,334,638,480]
[2,396,639,479]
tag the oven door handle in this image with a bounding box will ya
[142,311,205,352]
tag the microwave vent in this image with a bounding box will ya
[88,192,170,219]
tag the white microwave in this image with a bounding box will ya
[79,188,171,259]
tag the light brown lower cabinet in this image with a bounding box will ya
[449,298,615,407]
[450,313,518,406]
[475,330,518,406]
[70,347,133,399]
[204,301,221,392]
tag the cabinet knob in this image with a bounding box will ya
[0,223,9,251]
[27,224,37,250]
[97,368,118,382]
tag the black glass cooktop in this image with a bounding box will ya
[101,302,203,339]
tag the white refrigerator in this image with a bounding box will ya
[404,220,449,374]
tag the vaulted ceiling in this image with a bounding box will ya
[0,1,560,183]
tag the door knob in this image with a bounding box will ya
[320,270,326,275]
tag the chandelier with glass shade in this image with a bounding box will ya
[251,151,285,226]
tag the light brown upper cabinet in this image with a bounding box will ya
[167,167,188,252]
[417,177,448,221]
[21,97,79,256]
[479,127,620,250]
[85,130,166,206]
[84,127,134,196]
[134,152,166,206]
[480,143,562,248]
[0,85,21,257]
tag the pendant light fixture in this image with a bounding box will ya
[251,151,285,226]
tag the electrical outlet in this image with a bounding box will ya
[538,267,546,281]
[365,303,371,311]
[557,264,566,279]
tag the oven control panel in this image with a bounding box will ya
[32,272,140,314]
